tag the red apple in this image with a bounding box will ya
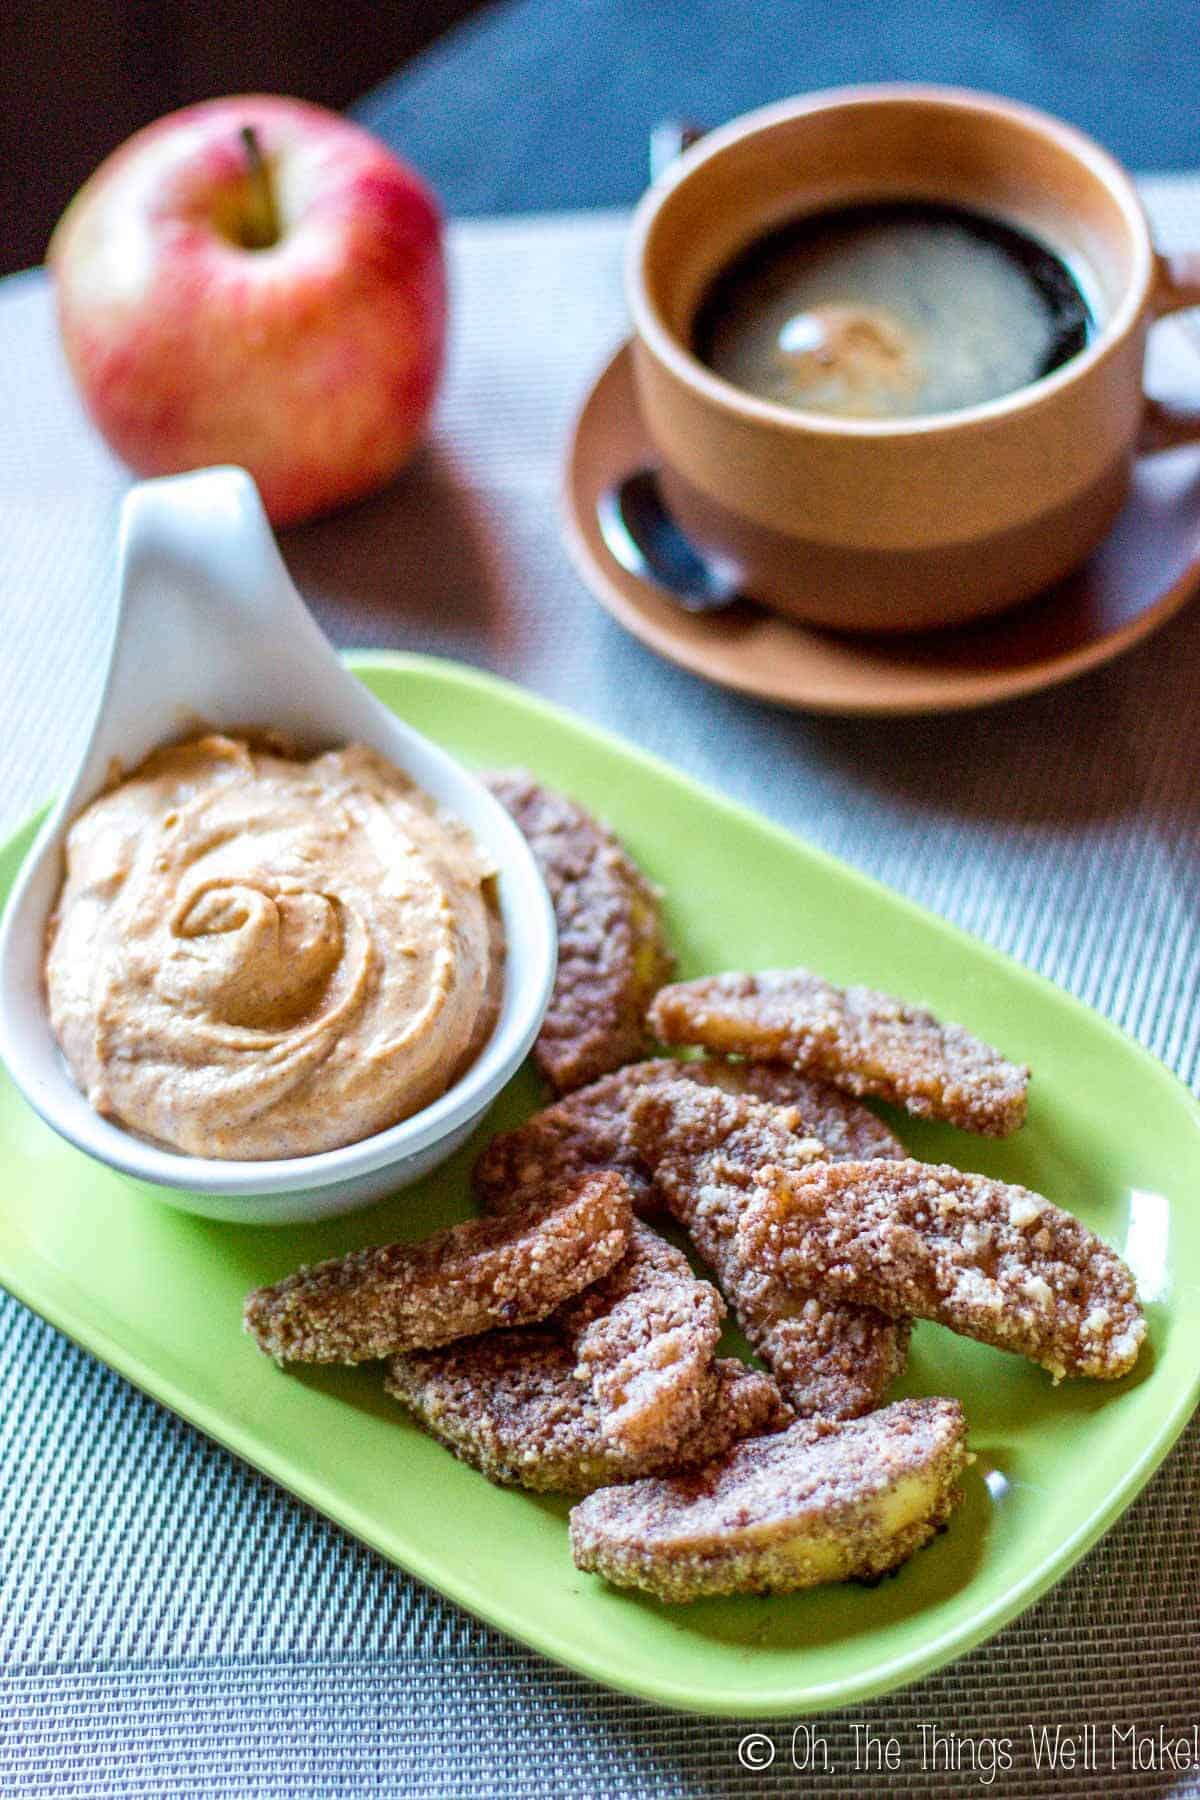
[48,95,446,525]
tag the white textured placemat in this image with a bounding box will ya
[1,192,1198,1797]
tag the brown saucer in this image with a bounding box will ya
[563,341,1200,714]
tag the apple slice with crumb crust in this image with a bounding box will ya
[628,1079,910,1418]
[569,1398,970,1602]
[740,1160,1144,1381]
[243,1171,631,1364]
[648,967,1029,1136]
[473,1056,904,1221]
[482,770,674,1093]
[386,1336,790,1494]
[553,1221,726,1461]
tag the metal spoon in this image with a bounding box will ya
[597,469,742,612]
[648,118,705,183]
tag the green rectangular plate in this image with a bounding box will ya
[1,652,1197,1717]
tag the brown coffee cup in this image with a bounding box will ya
[626,85,1200,633]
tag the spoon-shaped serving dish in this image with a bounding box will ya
[0,466,556,1225]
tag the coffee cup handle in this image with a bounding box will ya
[1154,251,1200,315]
[1140,253,1200,450]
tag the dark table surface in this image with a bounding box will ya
[358,0,1197,213]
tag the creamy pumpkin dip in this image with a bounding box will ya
[45,734,503,1159]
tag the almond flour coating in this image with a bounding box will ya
[473,1058,904,1222]
[629,1080,911,1417]
[385,1336,791,1493]
[741,1160,1145,1381]
[648,968,1029,1136]
[243,1172,632,1364]
[483,770,674,1092]
[696,1062,907,1164]
[553,1222,725,1459]
[569,1397,970,1601]
[474,1061,686,1217]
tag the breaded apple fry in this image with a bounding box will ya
[243,1172,631,1364]
[695,1061,907,1163]
[473,1057,904,1222]
[629,1079,911,1417]
[553,1221,725,1460]
[474,1061,685,1218]
[483,770,674,1092]
[740,1159,1145,1381]
[385,1334,790,1494]
[569,1398,970,1601]
[648,968,1029,1136]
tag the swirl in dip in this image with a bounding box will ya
[44,734,503,1159]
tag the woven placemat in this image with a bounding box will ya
[0,195,1197,1797]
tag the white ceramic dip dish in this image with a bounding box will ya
[0,467,556,1224]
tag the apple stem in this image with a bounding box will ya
[239,126,279,249]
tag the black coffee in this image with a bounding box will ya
[692,201,1094,420]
